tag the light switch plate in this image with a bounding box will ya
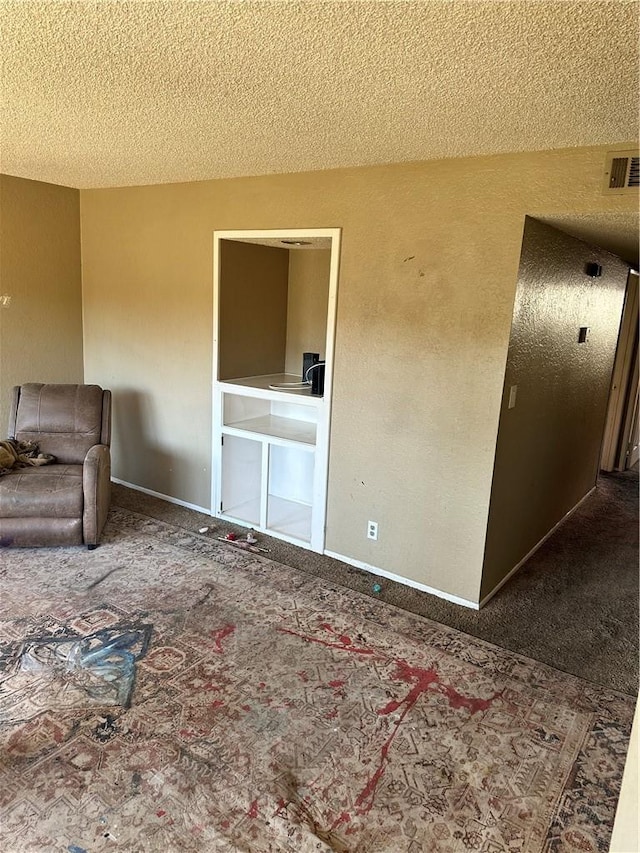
[508,385,518,409]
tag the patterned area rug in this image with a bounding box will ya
[0,508,634,853]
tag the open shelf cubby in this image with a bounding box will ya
[212,229,340,552]
[222,384,318,446]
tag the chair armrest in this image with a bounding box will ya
[83,444,111,546]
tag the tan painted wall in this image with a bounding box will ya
[284,249,331,376]
[219,240,289,381]
[480,219,629,599]
[80,144,637,603]
[0,175,83,430]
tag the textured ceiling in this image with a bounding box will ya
[1,1,638,189]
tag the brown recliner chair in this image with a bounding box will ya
[0,383,111,548]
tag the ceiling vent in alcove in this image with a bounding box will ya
[603,150,640,193]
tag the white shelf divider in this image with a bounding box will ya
[223,414,316,445]
[221,374,319,403]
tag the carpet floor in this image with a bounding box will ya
[0,507,635,852]
[111,470,639,696]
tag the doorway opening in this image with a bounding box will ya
[601,270,639,472]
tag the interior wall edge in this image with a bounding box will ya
[480,217,631,599]
[478,486,597,608]
[0,174,84,429]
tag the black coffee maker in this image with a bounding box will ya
[303,352,325,397]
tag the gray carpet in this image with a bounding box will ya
[111,470,639,696]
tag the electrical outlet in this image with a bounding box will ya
[367,520,378,540]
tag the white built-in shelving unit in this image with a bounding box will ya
[212,230,341,552]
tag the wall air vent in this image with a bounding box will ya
[603,150,640,193]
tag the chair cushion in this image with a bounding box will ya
[13,384,104,464]
[0,465,83,518]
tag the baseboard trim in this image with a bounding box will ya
[479,485,597,608]
[111,478,211,516]
[323,550,480,610]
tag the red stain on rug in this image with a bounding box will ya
[277,623,500,819]
[330,811,351,831]
[209,624,235,653]
[355,658,499,814]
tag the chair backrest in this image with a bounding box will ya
[9,384,111,465]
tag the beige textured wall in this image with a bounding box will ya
[0,175,83,430]
[284,249,331,376]
[219,240,289,380]
[80,144,637,602]
[481,219,629,599]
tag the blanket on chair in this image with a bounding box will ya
[0,439,56,476]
